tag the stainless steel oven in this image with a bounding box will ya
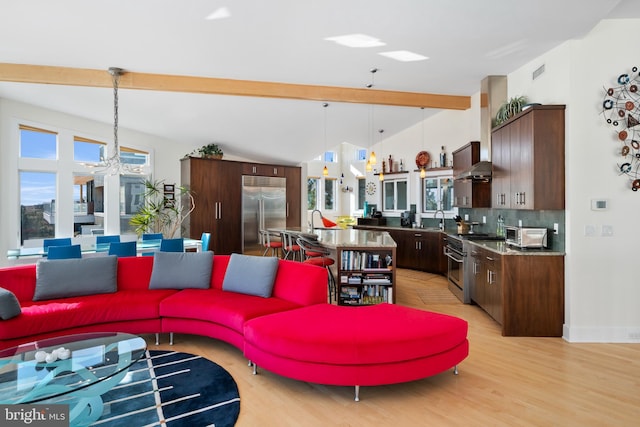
[444,235,465,302]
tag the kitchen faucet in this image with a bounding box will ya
[434,209,445,230]
[311,209,321,229]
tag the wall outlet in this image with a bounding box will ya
[482,216,486,224]
[602,225,614,237]
[464,214,469,221]
[553,223,559,235]
[518,219,522,227]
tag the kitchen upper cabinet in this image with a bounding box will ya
[452,141,491,208]
[491,105,565,210]
[181,157,243,254]
[243,163,284,177]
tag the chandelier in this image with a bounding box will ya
[86,67,144,175]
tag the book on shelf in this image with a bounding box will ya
[341,250,392,271]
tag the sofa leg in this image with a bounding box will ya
[354,385,360,402]
[453,365,459,375]
[252,363,258,375]
[169,332,174,346]
[155,333,159,346]
[247,360,253,367]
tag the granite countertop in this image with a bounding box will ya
[354,224,446,233]
[468,240,565,256]
[314,228,397,249]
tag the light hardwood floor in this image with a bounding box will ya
[141,269,639,426]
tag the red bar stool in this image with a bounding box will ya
[297,236,336,303]
[260,229,282,257]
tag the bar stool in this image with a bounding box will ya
[297,236,336,303]
[260,229,282,257]
[281,231,301,261]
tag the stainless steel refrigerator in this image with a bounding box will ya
[242,175,287,254]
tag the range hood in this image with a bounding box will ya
[455,161,492,182]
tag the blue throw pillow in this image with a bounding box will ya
[222,253,279,298]
[34,256,118,301]
[0,287,21,320]
[149,251,214,289]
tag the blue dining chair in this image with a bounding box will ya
[108,241,137,257]
[96,235,121,245]
[47,244,82,260]
[43,238,72,252]
[201,232,211,252]
[160,238,184,252]
[142,233,163,241]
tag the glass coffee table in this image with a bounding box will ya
[0,332,146,426]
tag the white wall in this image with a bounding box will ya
[508,19,640,342]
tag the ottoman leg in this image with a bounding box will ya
[154,333,159,346]
[253,363,258,375]
[354,385,360,402]
[453,365,459,375]
[169,332,174,345]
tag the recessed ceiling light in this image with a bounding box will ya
[206,7,231,20]
[324,34,386,48]
[378,50,429,62]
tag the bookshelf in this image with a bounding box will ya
[338,248,396,306]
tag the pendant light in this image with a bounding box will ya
[378,128,384,181]
[86,67,144,176]
[367,69,377,166]
[322,102,329,176]
[420,107,427,179]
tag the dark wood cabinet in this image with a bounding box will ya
[491,105,565,210]
[243,163,284,177]
[384,229,445,274]
[468,242,564,337]
[181,157,243,254]
[284,167,301,227]
[452,141,491,208]
[182,158,302,254]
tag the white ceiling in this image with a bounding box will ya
[1,0,639,165]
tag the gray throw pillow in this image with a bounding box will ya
[0,287,21,320]
[222,253,279,298]
[149,251,214,289]
[34,256,118,301]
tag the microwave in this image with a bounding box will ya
[505,226,548,249]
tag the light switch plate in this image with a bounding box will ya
[585,225,596,237]
[602,225,614,237]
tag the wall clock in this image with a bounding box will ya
[601,66,640,191]
[365,181,376,195]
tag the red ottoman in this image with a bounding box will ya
[243,303,469,400]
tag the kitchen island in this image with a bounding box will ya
[276,228,397,305]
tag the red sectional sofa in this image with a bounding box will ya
[0,255,328,350]
[0,254,469,400]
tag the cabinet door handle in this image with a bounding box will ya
[274,167,278,175]
[488,270,495,284]
[286,202,289,218]
[520,192,525,205]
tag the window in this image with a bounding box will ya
[324,151,336,163]
[324,178,336,210]
[20,171,56,243]
[121,146,149,166]
[356,149,368,161]
[307,177,320,210]
[383,178,408,212]
[422,175,454,213]
[357,177,366,210]
[74,136,105,163]
[119,176,147,233]
[20,125,57,160]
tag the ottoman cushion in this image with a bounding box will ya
[244,303,468,365]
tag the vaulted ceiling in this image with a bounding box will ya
[1,0,639,165]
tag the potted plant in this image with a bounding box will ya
[186,143,224,159]
[494,96,528,126]
[129,180,195,238]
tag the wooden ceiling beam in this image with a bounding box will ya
[0,62,470,110]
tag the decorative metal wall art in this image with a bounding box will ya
[601,66,640,191]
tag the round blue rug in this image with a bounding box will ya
[92,350,240,426]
